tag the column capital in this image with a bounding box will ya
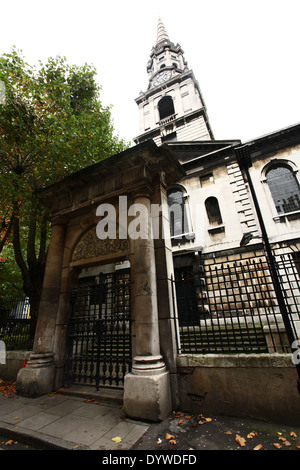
[132,184,153,201]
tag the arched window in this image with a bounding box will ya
[205,197,223,226]
[266,164,300,214]
[158,96,175,120]
[167,187,189,238]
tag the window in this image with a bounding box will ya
[167,187,190,238]
[158,96,175,120]
[266,164,300,214]
[205,197,223,226]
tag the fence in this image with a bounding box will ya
[0,297,36,350]
[172,252,300,355]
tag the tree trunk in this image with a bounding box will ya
[12,203,49,339]
[0,214,14,254]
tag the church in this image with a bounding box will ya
[134,18,300,348]
[135,19,300,272]
[16,19,300,424]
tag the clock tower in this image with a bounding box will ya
[134,19,214,145]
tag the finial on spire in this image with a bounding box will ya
[156,18,169,44]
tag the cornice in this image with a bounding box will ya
[135,69,198,103]
[244,123,300,160]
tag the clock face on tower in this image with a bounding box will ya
[152,70,172,86]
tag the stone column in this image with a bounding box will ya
[124,188,172,421]
[16,216,67,397]
[152,178,180,410]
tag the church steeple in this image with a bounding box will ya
[146,18,187,89]
[134,19,214,145]
[156,18,170,44]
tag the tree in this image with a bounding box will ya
[0,48,129,320]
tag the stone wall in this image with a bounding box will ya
[0,351,31,381]
[177,353,300,426]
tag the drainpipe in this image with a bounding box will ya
[234,144,300,395]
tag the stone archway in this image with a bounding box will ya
[16,141,185,421]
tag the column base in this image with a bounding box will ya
[16,353,55,398]
[123,355,172,421]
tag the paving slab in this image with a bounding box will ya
[0,388,149,450]
[1,384,299,452]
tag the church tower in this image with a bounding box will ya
[134,19,214,145]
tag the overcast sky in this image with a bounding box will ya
[1,0,300,146]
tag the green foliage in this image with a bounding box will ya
[0,48,128,194]
[0,47,130,298]
[0,246,23,297]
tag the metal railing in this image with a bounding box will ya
[0,297,36,350]
[172,252,300,355]
[66,270,132,390]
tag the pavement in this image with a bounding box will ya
[0,383,300,453]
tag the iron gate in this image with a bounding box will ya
[66,269,131,389]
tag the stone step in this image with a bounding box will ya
[57,384,124,406]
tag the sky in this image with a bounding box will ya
[1,0,300,146]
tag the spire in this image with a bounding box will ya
[156,18,170,44]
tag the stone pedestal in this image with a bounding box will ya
[124,355,172,421]
[16,353,55,397]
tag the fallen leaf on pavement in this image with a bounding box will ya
[273,443,281,449]
[5,440,14,446]
[290,431,297,438]
[278,436,286,442]
[169,439,177,445]
[166,433,174,440]
[0,380,17,398]
[205,417,212,422]
[235,435,246,447]
[178,419,183,425]
[283,440,292,447]
[157,438,162,445]
[225,431,232,435]
[253,444,263,450]
[112,436,122,443]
